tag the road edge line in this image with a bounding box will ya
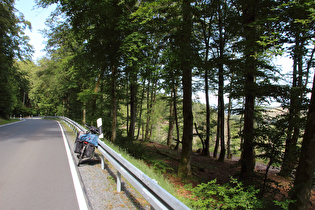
[58,121,89,210]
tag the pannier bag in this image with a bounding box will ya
[74,140,83,153]
[84,143,95,157]
[74,131,85,153]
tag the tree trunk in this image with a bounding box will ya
[167,90,175,146]
[145,80,151,140]
[218,7,225,162]
[239,0,257,180]
[148,83,157,140]
[227,92,232,159]
[227,74,234,159]
[91,73,101,125]
[126,85,129,134]
[111,65,117,142]
[204,67,211,157]
[178,0,193,177]
[289,71,315,210]
[145,79,157,141]
[136,80,146,140]
[173,85,180,151]
[280,38,303,177]
[213,115,220,158]
[201,14,211,157]
[128,71,137,138]
[82,102,86,125]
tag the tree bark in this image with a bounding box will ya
[227,92,232,159]
[200,13,212,157]
[128,70,137,138]
[111,65,117,142]
[218,6,225,162]
[167,90,175,146]
[239,0,257,180]
[289,71,315,210]
[173,85,180,151]
[145,80,151,140]
[280,37,303,177]
[178,0,193,177]
[213,115,220,158]
[136,80,146,140]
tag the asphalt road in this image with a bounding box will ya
[0,119,82,210]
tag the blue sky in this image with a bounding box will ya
[15,0,56,61]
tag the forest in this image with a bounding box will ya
[1,0,315,209]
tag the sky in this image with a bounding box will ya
[15,0,56,61]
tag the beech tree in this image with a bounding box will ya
[290,71,315,210]
[278,0,315,177]
[0,0,32,118]
[177,0,194,177]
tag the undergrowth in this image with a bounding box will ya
[100,136,294,210]
[187,177,262,209]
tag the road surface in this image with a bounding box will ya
[0,119,84,210]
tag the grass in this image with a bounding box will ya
[101,138,191,208]
[0,118,20,125]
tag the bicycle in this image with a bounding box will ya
[74,124,99,166]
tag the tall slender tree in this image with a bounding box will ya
[289,70,315,210]
[178,0,194,177]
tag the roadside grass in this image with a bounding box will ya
[0,118,20,125]
[102,138,192,208]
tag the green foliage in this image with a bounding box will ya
[273,199,295,210]
[0,1,32,118]
[150,159,174,173]
[189,177,262,210]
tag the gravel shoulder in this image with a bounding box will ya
[63,125,151,210]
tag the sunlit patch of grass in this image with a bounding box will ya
[102,139,192,208]
[0,118,19,125]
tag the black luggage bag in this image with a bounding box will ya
[84,143,95,157]
[74,132,84,153]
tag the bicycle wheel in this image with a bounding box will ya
[77,144,86,166]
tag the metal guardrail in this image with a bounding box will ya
[55,116,190,210]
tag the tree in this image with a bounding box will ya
[278,0,315,177]
[289,70,315,210]
[0,0,32,118]
[178,0,194,177]
[237,0,281,180]
[40,0,134,141]
[238,0,259,180]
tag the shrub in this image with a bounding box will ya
[189,177,262,209]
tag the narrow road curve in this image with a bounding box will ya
[0,119,84,210]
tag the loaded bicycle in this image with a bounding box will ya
[74,124,99,166]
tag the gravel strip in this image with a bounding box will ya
[64,127,150,210]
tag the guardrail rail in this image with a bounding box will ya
[54,116,190,210]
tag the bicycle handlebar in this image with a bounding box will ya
[84,124,100,135]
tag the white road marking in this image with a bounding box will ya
[58,122,89,210]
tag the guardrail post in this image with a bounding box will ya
[117,171,122,192]
[101,156,105,170]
